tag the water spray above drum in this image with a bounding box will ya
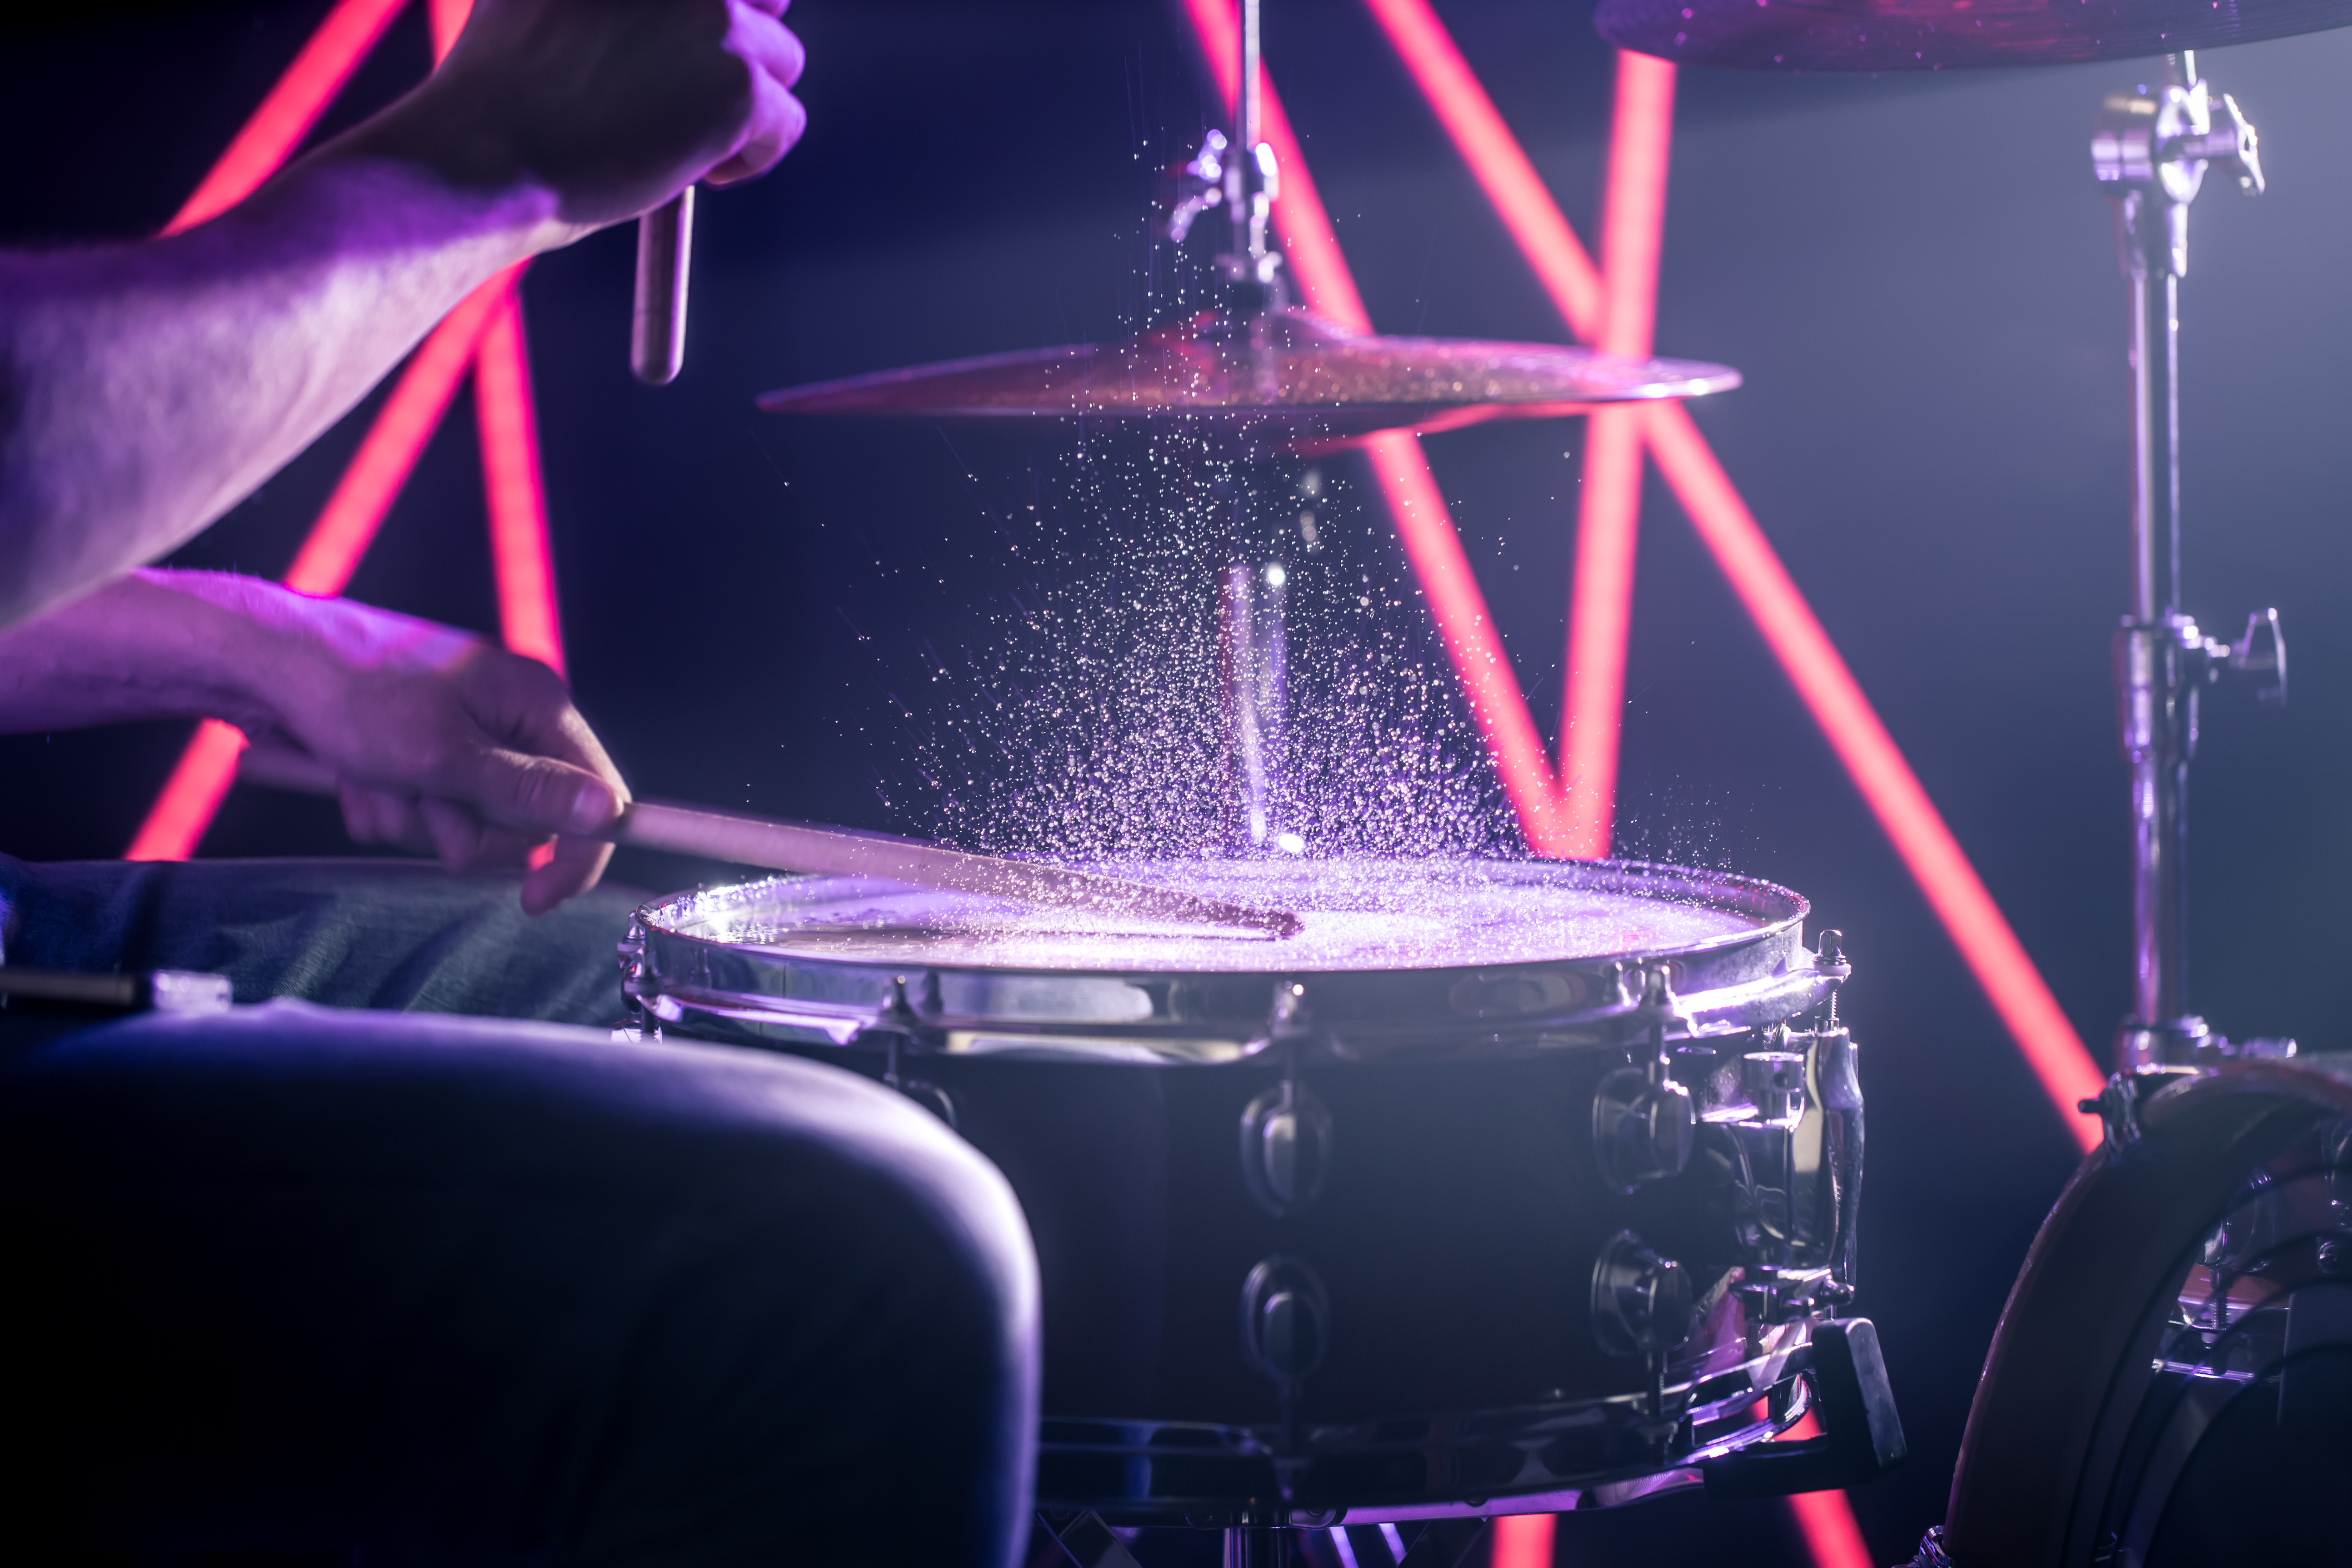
[754,0,1743,864]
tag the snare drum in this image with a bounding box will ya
[622,857,1891,1522]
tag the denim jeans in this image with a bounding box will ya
[0,858,1040,1568]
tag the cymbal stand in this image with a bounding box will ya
[1165,0,1285,318]
[1167,0,1298,856]
[1218,554,1290,850]
[2090,51,2285,1081]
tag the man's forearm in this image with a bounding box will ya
[0,570,338,736]
[0,152,562,632]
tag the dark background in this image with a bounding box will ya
[7,2,2352,1561]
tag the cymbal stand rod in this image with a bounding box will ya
[2093,50,2271,1069]
[1220,0,1282,312]
[1219,556,1290,850]
[1241,0,1262,154]
[2122,66,2188,1043]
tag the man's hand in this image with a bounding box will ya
[354,0,807,237]
[263,605,629,916]
[0,572,629,915]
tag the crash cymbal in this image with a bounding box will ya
[1593,0,2352,71]
[757,307,1738,445]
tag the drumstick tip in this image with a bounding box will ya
[1256,909,1305,939]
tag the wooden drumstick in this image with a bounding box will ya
[235,747,1302,940]
[631,188,694,385]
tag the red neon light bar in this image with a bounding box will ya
[474,289,567,676]
[1559,52,1677,859]
[1643,402,2107,1140]
[1559,408,1641,858]
[1368,430,1573,854]
[1487,1514,1556,1568]
[124,720,253,862]
[1356,0,1604,340]
[1788,1487,1877,1568]
[427,0,473,60]
[162,0,409,236]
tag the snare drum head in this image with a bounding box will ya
[629,857,1835,1062]
[662,858,1775,971]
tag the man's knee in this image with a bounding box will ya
[656,1040,1041,1419]
[552,1040,1043,1567]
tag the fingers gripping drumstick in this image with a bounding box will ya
[631,189,694,385]
[236,747,1303,939]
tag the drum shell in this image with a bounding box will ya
[625,864,1858,1513]
[822,1045,1753,1424]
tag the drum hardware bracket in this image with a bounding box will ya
[1811,927,1851,989]
[1814,1019,1865,1300]
[2082,1043,2297,1161]
[1038,1510,1147,1568]
[877,977,958,1129]
[1901,1526,1956,1568]
[1700,1318,1906,1498]
[1162,129,1230,245]
[2078,1066,2201,1159]
[2112,607,2287,775]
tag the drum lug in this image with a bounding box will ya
[1267,979,1314,1038]
[1591,1229,1695,1358]
[1595,967,1697,1191]
[1238,1254,1331,1384]
[1593,1068,1695,1192]
[1240,1079,1333,1216]
[616,920,649,998]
